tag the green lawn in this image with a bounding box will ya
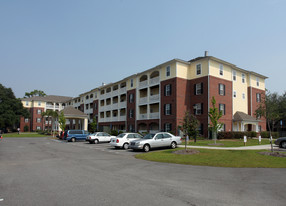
[135,148,286,168]
[1,132,50,137]
[182,139,270,147]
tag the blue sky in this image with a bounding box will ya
[1,0,285,98]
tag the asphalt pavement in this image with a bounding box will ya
[0,137,285,206]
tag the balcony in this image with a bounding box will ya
[99,105,105,112]
[118,116,126,121]
[149,112,159,119]
[46,105,54,109]
[139,80,148,89]
[149,77,160,86]
[105,105,111,111]
[112,103,118,109]
[119,101,126,108]
[138,113,148,120]
[119,87,126,94]
[139,97,148,105]
[105,92,112,98]
[149,94,159,103]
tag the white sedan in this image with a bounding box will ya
[110,133,143,149]
[86,132,116,144]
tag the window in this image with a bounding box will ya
[129,125,134,132]
[164,104,171,115]
[256,77,259,87]
[166,66,170,77]
[26,101,29,106]
[36,126,41,130]
[198,124,204,135]
[38,101,41,106]
[94,103,97,110]
[85,104,89,109]
[218,124,226,132]
[258,126,262,132]
[195,83,203,95]
[256,93,261,102]
[242,93,245,99]
[130,79,134,87]
[219,64,223,76]
[242,73,245,83]
[196,64,201,75]
[129,93,134,103]
[90,94,93,98]
[129,109,134,118]
[86,95,89,100]
[233,70,236,81]
[165,84,172,96]
[37,109,41,114]
[164,123,172,132]
[219,104,226,115]
[37,118,41,123]
[233,91,236,98]
[219,84,225,96]
[25,118,29,123]
[194,103,203,115]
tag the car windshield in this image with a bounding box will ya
[117,133,126,138]
[143,134,155,139]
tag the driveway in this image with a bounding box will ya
[0,137,285,206]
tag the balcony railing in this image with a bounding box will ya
[118,116,126,121]
[149,94,159,103]
[139,97,148,105]
[149,112,159,119]
[46,105,54,109]
[138,113,148,120]
[119,101,126,108]
[113,90,119,96]
[119,87,126,94]
[149,76,160,86]
[139,80,148,89]
[105,105,111,111]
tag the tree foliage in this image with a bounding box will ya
[208,96,223,144]
[0,84,29,130]
[24,90,46,98]
[89,117,97,133]
[42,110,58,135]
[58,111,66,131]
[180,110,200,150]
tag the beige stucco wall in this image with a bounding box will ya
[232,70,248,114]
[209,60,232,80]
[160,62,176,81]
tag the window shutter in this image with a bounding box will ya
[201,83,203,94]
[164,85,166,96]
[201,103,203,114]
[223,85,226,96]
[170,84,172,95]
[224,104,226,115]
[193,104,196,115]
[218,84,220,95]
[194,84,196,95]
[164,104,166,115]
[170,104,172,115]
[170,124,172,132]
[201,124,204,135]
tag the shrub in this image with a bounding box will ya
[110,130,119,136]
[218,132,250,139]
[260,131,279,139]
[24,125,29,132]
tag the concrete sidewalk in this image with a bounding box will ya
[178,144,273,150]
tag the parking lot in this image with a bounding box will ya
[1,137,286,206]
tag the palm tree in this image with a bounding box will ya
[42,110,58,136]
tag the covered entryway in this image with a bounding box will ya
[233,111,260,132]
[61,106,88,131]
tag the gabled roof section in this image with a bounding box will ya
[61,106,88,118]
[21,95,73,103]
[233,111,259,122]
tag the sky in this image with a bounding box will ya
[1,0,285,98]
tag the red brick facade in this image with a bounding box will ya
[127,89,136,132]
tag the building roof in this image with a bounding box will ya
[233,111,259,122]
[61,106,88,118]
[21,95,73,103]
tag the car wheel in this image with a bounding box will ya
[89,141,93,144]
[281,141,286,149]
[143,144,150,152]
[123,143,129,150]
[95,139,99,144]
[71,138,76,142]
[170,141,177,149]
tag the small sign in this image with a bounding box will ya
[244,136,247,143]
[259,135,261,144]
[270,136,273,142]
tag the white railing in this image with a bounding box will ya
[149,76,159,85]
[118,116,126,121]
[149,130,159,134]
[112,103,118,109]
[139,97,148,105]
[111,116,118,122]
[105,92,112,98]
[119,101,126,108]
[99,94,105,100]
[138,130,147,133]
[139,80,148,88]
[46,105,54,109]
[138,113,148,120]
[105,117,111,122]
[105,105,111,111]
[99,105,105,111]
[85,108,93,114]
[149,94,159,103]
[149,112,159,119]
[119,87,127,94]
[112,90,119,96]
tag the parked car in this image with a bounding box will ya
[274,137,286,149]
[64,130,89,142]
[129,132,182,152]
[110,133,143,149]
[86,132,115,144]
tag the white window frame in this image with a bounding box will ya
[219,64,223,76]
[130,79,133,87]
[256,77,259,87]
[38,101,41,106]
[36,126,41,130]
[242,93,245,100]
[165,84,171,96]
[165,123,172,132]
[256,93,261,102]
[26,101,29,106]
[37,118,41,123]
[196,64,202,75]
[37,109,41,114]
[233,70,236,81]
[219,104,225,115]
[194,103,202,115]
[233,91,236,98]
[219,84,225,96]
[242,73,245,83]
[166,66,170,77]
[196,83,202,95]
[25,118,29,123]
[165,104,171,115]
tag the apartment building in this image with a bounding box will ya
[20,95,74,131]
[66,52,267,137]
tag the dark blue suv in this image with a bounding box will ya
[64,130,89,142]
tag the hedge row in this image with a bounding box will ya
[260,131,279,139]
[217,131,279,139]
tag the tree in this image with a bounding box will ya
[255,90,281,152]
[24,90,46,98]
[208,96,223,144]
[58,111,66,132]
[0,84,29,131]
[89,117,97,133]
[42,110,58,136]
[180,110,200,151]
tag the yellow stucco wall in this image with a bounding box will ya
[249,74,265,90]
[176,59,209,80]
[22,100,31,108]
[232,70,248,114]
[209,60,232,80]
[160,62,176,81]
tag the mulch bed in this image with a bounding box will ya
[173,149,200,155]
[259,152,286,158]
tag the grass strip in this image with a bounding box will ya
[183,139,270,147]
